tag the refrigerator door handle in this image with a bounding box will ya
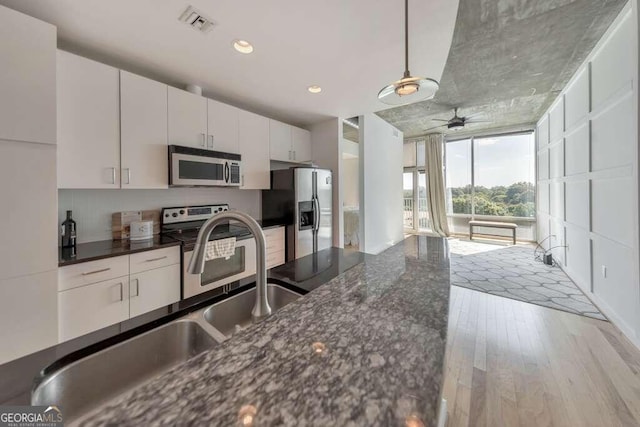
[313,196,320,232]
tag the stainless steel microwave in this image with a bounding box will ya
[168,145,241,187]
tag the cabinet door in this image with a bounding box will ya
[120,71,168,189]
[57,51,120,188]
[239,111,271,189]
[168,87,207,149]
[129,264,180,317]
[0,271,57,365]
[58,275,130,342]
[0,141,57,280]
[0,6,56,145]
[269,120,292,162]
[207,99,239,153]
[291,127,312,162]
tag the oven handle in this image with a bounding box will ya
[225,162,230,183]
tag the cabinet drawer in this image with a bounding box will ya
[130,246,180,274]
[58,275,130,342]
[59,256,129,291]
[266,250,285,269]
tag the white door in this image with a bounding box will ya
[129,264,180,317]
[57,50,120,188]
[168,87,208,149]
[207,99,239,153]
[120,71,168,189]
[0,5,56,145]
[292,127,312,162]
[240,111,271,189]
[269,120,292,162]
[58,275,130,342]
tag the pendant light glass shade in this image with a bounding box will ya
[378,0,439,105]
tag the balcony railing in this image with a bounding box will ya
[404,197,430,230]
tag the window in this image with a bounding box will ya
[403,172,414,228]
[403,141,431,232]
[445,132,535,218]
[445,139,472,214]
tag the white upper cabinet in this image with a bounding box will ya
[270,120,293,162]
[291,126,312,162]
[239,111,270,189]
[207,99,240,154]
[168,87,208,149]
[269,120,311,163]
[57,51,120,189]
[0,6,56,145]
[120,71,169,189]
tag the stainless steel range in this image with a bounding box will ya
[161,204,256,299]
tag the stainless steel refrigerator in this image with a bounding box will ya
[262,167,332,260]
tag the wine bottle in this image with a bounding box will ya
[61,210,77,248]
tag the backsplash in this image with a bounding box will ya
[58,188,261,244]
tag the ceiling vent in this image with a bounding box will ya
[179,6,214,33]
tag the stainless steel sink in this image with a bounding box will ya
[32,320,219,424]
[204,283,301,338]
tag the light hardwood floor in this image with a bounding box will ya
[443,286,640,427]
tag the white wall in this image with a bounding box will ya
[536,3,640,346]
[311,118,343,247]
[360,114,404,254]
[59,188,261,243]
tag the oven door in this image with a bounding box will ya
[183,238,256,299]
[170,152,227,187]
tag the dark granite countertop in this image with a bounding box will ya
[58,235,182,267]
[85,236,451,427]
[0,246,360,407]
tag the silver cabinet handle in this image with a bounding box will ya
[110,167,116,184]
[200,133,206,147]
[116,282,124,301]
[293,151,296,161]
[82,267,111,276]
[123,168,131,185]
[208,135,214,148]
[145,256,167,262]
[288,150,291,160]
[130,278,139,297]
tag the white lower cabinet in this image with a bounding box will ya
[129,264,181,317]
[58,275,130,342]
[265,227,285,269]
[58,247,181,342]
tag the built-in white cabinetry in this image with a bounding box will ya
[0,5,58,365]
[58,247,181,342]
[240,111,271,189]
[269,120,311,163]
[168,86,208,149]
[57,50,121,189]
[270,120,293,162]
[120,71,169,189]
[291,127,312,162]
[207,99,240,153]
[0,6,56,145]
[264,227,285,269]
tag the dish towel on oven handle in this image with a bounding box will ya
[205,237,236,261]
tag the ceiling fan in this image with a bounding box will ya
[423,108,490,132]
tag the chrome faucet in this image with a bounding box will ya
[187,211,272,319]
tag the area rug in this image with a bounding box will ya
[448,238,606,320]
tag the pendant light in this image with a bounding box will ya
[378,0,439,105]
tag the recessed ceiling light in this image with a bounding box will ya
[308,85,322,94]
[233,40,253,54]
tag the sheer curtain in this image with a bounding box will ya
[425,134,450,237]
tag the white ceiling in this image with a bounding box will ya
[0,0,459,128]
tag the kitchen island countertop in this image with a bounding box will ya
[85,235,451,427]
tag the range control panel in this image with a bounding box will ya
[161,204,229,225]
